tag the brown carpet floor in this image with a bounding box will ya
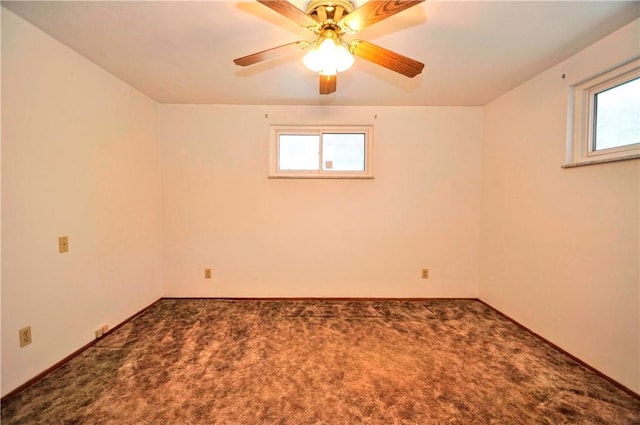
[2,299,639,424]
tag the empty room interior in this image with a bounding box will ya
[1,0,639,423]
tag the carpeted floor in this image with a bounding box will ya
[2,299,639,424]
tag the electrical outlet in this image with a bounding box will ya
[204,268,212,279]
[19,326,32,348]
[421,269,429,279]
[58,236,69,253]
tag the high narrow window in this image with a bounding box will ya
[269,126,373,178]
[567,58,640,167]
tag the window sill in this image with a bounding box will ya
[268,175,375,179]
[562,153,640,169]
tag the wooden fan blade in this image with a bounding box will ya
[257,0,318,28]
[349,40,424,78]
[319,74,337,94]
[342,0,424,32]
[233,41,308,67]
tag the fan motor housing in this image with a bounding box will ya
[306,0,354,20]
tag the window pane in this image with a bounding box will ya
[322,133,366,171]
[278,134,319,170]
[594,77,640,151]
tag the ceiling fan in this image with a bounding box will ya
[233,0,425,95]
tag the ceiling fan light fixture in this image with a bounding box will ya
[334,43,354,72]
[302,47,322,72]
[302,38,354,75]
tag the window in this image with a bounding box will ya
[566,58,640,167]
[269,125,373,178]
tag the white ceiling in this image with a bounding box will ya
[3,0,639,106]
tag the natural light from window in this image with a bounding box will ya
[594,77,640,151]
[322,133,366,171]
[279,134,320,171]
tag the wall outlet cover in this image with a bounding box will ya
[58,236,69,253]
[19,326,32,347]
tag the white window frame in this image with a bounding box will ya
[269,125,373,178]
[565,58,640,168]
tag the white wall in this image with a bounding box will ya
[480,19,640,393]
[160,105,482,298]
[1,9,163,396]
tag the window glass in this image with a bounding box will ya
[278,134,319,171]
[322,133,366,171]
[594,77,640,151]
